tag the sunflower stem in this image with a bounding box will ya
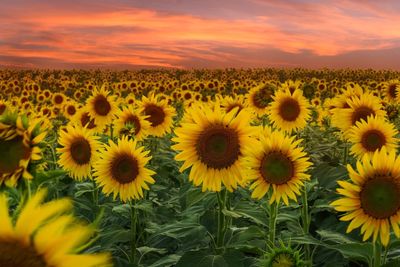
[373,241,382,267]
[109,123,114,140]
[268,200,278,249]
[131,200,138,265]
[301,185,311,265]
[216,190,227,251]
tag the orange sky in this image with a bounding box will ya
[1,0,400,69]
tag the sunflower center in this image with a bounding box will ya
[252,90,271,108]
[351,106,375,125]
[93,95,111,116]
[278,98,301,121]
[80,112,96,129]
[360,176,400,219]
[144,104,165,127]
[361,130,386,152]
[66,105,76,116]
[54,95,63,104]
[260,152,294,185]
[388,84,397,98]
[70,138,91,165]
[0,135,31,175]
[0,239,47,267]
[111,153,139,184]
[196,125,240,169]
[125,115,141,135]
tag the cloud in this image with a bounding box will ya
[0,0,399,69]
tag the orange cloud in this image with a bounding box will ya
[0,1,399,69]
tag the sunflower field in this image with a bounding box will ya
[1,68,400,267]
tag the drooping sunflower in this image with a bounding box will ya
[331,148,400,246]
[114,106,150,141]
[93,136,155,202]
[331,93,386,134]
[139,93,176,137]
[172,104,255,192]
[348,116,398,159]
[0,112,46,186]
[268,89,311,133]
[244,128,312,205]
[86,85,117,126]
[57,124,100,181]
[0,189,111,267]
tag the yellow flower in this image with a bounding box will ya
[331,148,400,246]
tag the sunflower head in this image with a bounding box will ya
[86,85,117,126]
[331,148,400,246]
[0,112,47,187]
[245,128,312,205]
[260,241,304,267]
[93,136,155,202]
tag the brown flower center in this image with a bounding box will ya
[0,239,47,267]
[66,105,76,116]
[93,95,111,116]
[260,151,294,185]
[196,125,240,169]
[54,95,63,105]
[70,138,91,165]
[111,153,139,184]
[0,135,31,175]
[388,84,397,99]
[278,98,301,121]
[144,104,165,127]
[351,106,375,125]
[360,176,400,219]
[361,129,386,152]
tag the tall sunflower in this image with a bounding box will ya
[0,113,46,186]
[139,93,176,137]
[172,104,255,192]
[268,89,311,133]
[57,125,100,181]
[244,128,312,205]
[0,189,111,267]
[93,136,155,202]
[348,116,398,159]
[114,106,150,141]
[331,148,400,246]
[86,85,117,126]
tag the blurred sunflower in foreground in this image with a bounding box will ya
[0,112,46,186]
[331,148,400,246]
[0,189,111,267]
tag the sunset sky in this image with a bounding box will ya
[1,0,399,69]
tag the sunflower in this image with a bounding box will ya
[114,106,150,141]
[172,104,255,192]
[139,93,176,137]
[331,93,386,134]
[268,89,311,133]
[63,101,78,120]
[331,148,400,246]
[247,84,275,116]
[86,85,117,126]
[244,128,312,205]
[383,80,399,103]
[52,93,66,108]
[73,108,102,132]
[348,116,398,159]
[93,136,155,202]
[219,95,249,117]
[0,113,46,186]
[0,189,111,267]
[57,125,100,181]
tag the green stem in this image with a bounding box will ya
[268,201,278,248]
[131,201,138,265]
[216,190,227,250]
[109,123,114,140]
[26,179,31,200]
[301,186,311,265]
[343,143,348,165]
[92,179,98,207]
[373,242,382,267]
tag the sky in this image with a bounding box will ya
[1,0,400,69]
